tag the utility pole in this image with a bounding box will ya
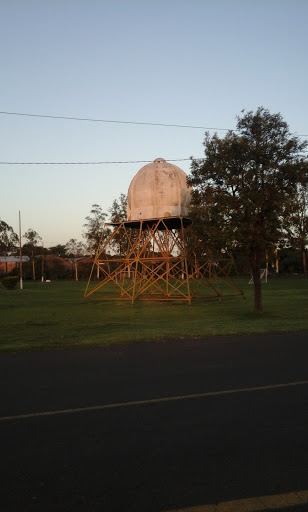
[41,242,44,282]
[19,211,23,290]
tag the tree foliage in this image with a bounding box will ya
[48,244,67,258]
[65,239,85,259]
[83,204,110,256]
[0,220,19,256]
[23,228,42,280]
[287,181,308,275]
[188,107,308,313]
[65,238,85,281]
[108,193,129,256]
[23,229,42,248]
[109,193,127,223]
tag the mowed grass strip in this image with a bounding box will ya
[0,277,307,352]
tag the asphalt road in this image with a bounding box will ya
[0,333,308,511]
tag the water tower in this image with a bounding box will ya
[84,158,243,303]
[127,157,191,221]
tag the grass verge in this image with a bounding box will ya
[0,277,307,352]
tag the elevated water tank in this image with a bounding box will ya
[127,158,191,221]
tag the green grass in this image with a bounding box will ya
[0,277,307,352]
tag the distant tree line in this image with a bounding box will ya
[0,194,128,281]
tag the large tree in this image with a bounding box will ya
[108,193,128,256]
[109,193,127,223]
[48,244,67,258]
[23,228,42,280]
[288,182,308,276]
[65,238,85,281]
[0,220,19,256]
[83,204,110,279]
[83,204,109,256]
[188,107,307,313]
[0,220,19,274]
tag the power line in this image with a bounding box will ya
[0,110,234,131]
[0,110,306,165]
[1,110,307,137]
[0,158,195,165]
[1,152,306,165]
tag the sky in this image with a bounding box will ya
[1,0,307,247]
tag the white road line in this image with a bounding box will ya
[164,489,308,511]
[1,380,308,422]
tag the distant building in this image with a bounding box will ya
[0,256,30,275]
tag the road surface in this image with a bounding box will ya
[0,333,307,511]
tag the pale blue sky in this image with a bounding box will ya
[1,0,307,246]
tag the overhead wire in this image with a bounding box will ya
[0,158,195,165]
[0,110,232,131]
[1,152,306,165]
[0,110,226,164]
[1,110,308,137]
[0,110,306,164]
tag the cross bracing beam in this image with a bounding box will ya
[84,217,244,304]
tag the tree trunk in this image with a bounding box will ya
[265,249,269,278]
[41,253,44,282]
[74,259,78,281]
[274,246,279,274]
[32,252,36,280]
[302,248,307,277]
[249,248,263,313]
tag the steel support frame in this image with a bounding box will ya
[84,217,244,303]
[189,250,244,300]
[84,217,191,303]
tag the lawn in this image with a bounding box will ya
[0,277,307,352]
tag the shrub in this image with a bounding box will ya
[1,276,19,289]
